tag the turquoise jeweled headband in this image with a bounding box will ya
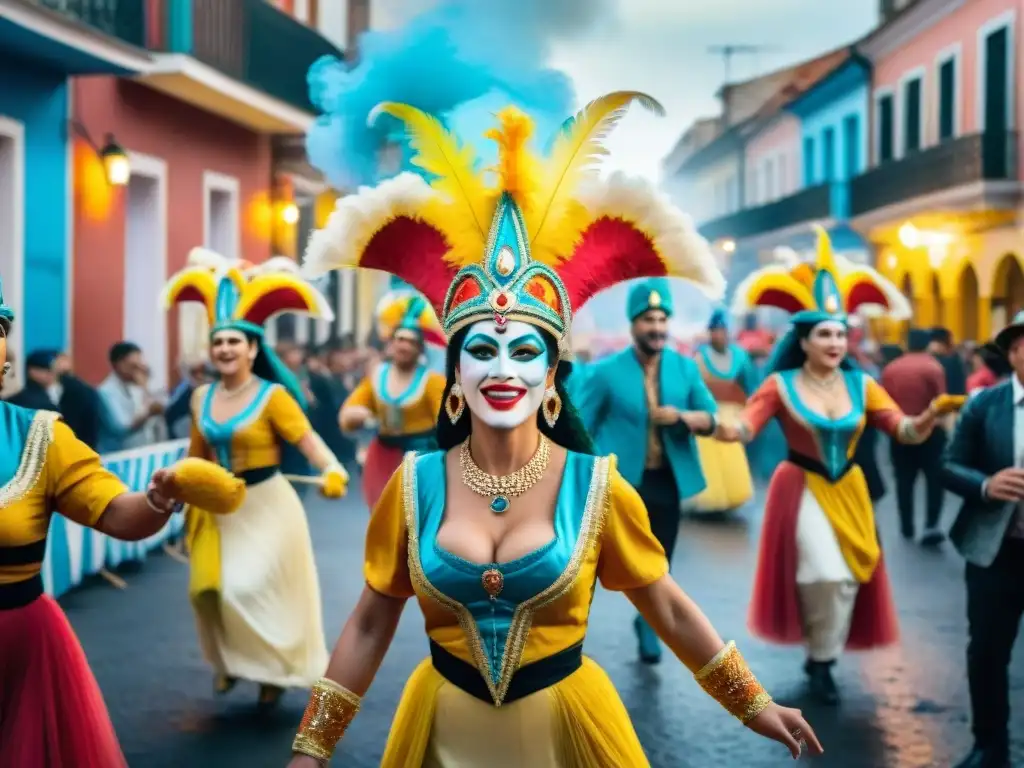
[212,274,264,337]
[627,277,674,321]
[441,193,572,344]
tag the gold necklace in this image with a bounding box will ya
[460,436,551,514]
[218,377,256,399]
[801,367,840,392]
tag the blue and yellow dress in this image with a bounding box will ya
[367,450,668,766]
[186,379,329,688]
[691,342,756,512]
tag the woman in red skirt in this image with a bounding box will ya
[0,275,227,768]
[717,229,963,705]
[339,291,446,508]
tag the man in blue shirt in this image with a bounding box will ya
[578,278,717,663]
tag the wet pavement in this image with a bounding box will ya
[65,472,1024,768]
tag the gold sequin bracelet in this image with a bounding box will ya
[694,641,773,724]
[292,678,361,762]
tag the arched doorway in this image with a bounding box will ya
[902,274,915,321]
[992,253,1024,329]
[960,264,979,342]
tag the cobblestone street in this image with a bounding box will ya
[66,476,1024,768]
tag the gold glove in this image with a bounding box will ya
[695,641,773,723]
[292,678,361,761]
[931,394,966,415]
[321,465,348,499]
[166,458,245,515]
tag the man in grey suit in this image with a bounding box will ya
[943,312,1024,768]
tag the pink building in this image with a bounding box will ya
[745,113,803,207]
[854,0,1021,342]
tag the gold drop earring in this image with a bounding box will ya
[446,381,465,424]
[542,385,562,428]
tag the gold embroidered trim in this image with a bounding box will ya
[0,411,58,509]
[403,451,612,706]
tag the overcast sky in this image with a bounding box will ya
[374,0,879,181]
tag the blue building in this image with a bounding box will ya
[0,3,150,355]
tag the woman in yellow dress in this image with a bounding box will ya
[340,290,447,507]
[0,274,239,768]
[162,257,349,709]
[690,306,757,513]
[286,94,823,766]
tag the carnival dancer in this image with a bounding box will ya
[339,290,446,507]
[690,306,757,513]
[161,256,349,710]
[0,275,243,768]
[716,228,964,705]
[288,93,823,767]
[579,278,718,664]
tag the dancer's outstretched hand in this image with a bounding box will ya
[746,702,823,759]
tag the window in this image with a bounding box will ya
[822,127,835,182]
[843,114,860,177]
[803,136,816,185]
[877,93,894,162]
[980,21,1011,132]
[764,157,775,200]
[903,76,923,153]
[938,56,957,140]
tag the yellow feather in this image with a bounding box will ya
[485,107,544,213]
[531,92,665,264]
[812,224,837,275]
[369,102,493,247]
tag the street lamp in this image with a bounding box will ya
[99,135,130,186]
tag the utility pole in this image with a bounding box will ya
[707,44,777,86]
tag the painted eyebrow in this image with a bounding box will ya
[462,333,498,349]
[508,332,545,348]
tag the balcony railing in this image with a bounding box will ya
[30,0,146,47]
[698,184,832,242]
[849,131,1019,216]
[28,0,343,114]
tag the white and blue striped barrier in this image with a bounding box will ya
[42,439,189,598]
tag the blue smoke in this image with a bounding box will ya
[305,0,614,188]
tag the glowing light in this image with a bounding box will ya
[100,137,130,186]
[719,239,736,253]
[281,202,300,225]
[898,222,920,248]
[886,254,898,270]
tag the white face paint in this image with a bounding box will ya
[458,319,551,430]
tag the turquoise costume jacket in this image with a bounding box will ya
[577,347,716,499]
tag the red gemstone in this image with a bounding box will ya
[494,313,507,326]
[448,395,459,409]
[495,294,508,308]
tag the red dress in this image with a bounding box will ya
[740,370,901,650]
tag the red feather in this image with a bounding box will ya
[845,282,889,313]
[361,217,454,314]
[245,288,311,327]
[756,289,810,314]
[556,217,666,312]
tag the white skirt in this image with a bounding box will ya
[795,488,855,584]
[194,473,329,688]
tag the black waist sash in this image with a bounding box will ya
[377,430,438,452]
[429,640,583,705]
[0,574,43,610]
[787,450,857,481]
[239,466,280,486]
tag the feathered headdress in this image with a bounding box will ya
[303,92,725,355]
[730,227,910,324]
[0,274,13,334]
[375,290,445,347]
[161,252,334,336]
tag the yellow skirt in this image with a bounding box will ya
[690,403,753,512]
[381,656,651,767]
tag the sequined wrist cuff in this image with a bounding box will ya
[898,417,923,444]
[292,678,361,761]
[694,641,773,723]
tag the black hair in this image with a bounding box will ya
[436,326,595,455]
[930,326,953,346]
[109,341,141,365]
[907,328,931,353]
[979,341,1013,378]
[766,321,858,374]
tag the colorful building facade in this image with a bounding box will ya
[853,0,1021,342]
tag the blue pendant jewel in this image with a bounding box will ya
[490,495,510,514]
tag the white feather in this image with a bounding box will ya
[574,172,726,299]
[303,173,436,279]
